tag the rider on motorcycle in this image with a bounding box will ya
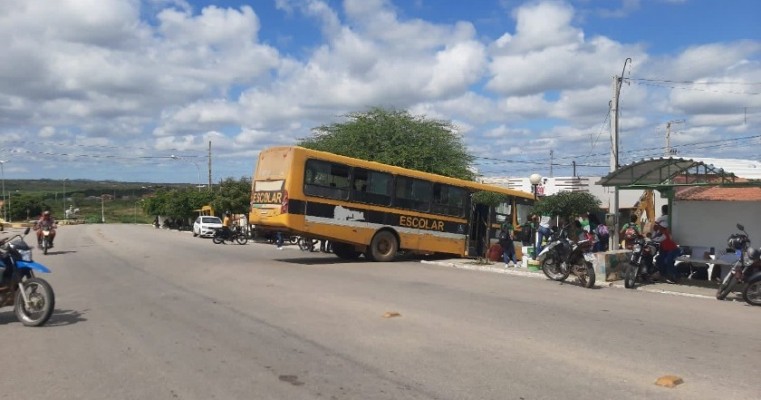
[220,211,232,239]
[34,210,57,248]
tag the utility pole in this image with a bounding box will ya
[665,120,685,156]
[208,140,212,191]
[549,150,554,177]
[610,57,631,251]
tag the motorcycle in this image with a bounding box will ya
[212,226,248,245]
[39,225,54,255]
[298,237,318,252]
[0,227,56,326]
[623,235,660,289]
[297,237,333,253]
[716,224,761,300]
[538,224,596,289]
[741,258,761,306]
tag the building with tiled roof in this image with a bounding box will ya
[670,158,761,252]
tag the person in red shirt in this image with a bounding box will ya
[34,210,57,248]
[652,219,680,284]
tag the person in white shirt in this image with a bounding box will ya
[535,214,553,257]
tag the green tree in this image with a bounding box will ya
[7,192,50,221]
[299,107,475,180]
[531,191,602,220]
[212,177,251,215]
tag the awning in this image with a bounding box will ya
[595,157,755,189]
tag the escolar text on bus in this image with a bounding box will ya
[399,215,445,231]
[252,191,283,204]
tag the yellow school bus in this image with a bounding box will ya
[249,146,534,261]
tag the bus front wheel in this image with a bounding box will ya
[370,231,398,262]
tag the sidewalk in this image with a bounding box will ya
[420,257,728,301]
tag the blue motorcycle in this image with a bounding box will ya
[0,227,55,326]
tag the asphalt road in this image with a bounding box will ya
[1,224,759,400]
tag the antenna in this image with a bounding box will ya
[665,119,685,156]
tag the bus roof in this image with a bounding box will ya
[259,146,533,199]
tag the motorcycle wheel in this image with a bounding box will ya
[742,277,761,306]
[235,234,248,245]
[716,266,737,300]
[14,277,55,327]
[43,237,49,255]
[289,236,299,245]
[578,261,596,289]
[297,237,312,251]
[541,253,570,281]
[212,235,224,244]
[623,263,639,289]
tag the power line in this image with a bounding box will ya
[628,78,761,85]
[628,80,761,95]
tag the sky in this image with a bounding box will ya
[0,0,759,185]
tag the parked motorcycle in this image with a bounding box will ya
[716,224,760,300]
[741,259,761,306]
[538,224,596,288]
[298,237,318,252]
[212,226,248,245]
[0,227,56,326]
[297,237,333,253]
[623,235,660,289]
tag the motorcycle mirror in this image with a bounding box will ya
[737,223,745,231]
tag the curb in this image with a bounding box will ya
[420,259,716,298]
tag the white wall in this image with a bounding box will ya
[482,176,667,213]
[673,201,761,250]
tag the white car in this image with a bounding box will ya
[193,216,223,237]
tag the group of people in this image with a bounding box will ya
[532,212,610,256]
[497,205,680,284]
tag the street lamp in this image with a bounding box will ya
[63,178,68,220]
[0,160,7,222]
[529,173,543,200]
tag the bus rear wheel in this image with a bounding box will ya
[332,242,361,260]
[370,231,398,262]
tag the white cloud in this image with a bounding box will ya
[0,0,758,181]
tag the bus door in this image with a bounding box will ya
[467,203,490,257]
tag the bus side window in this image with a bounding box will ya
[351,167,391,206]
[395,176,431,212]
[432,183,466,217]
[304,159,350,200]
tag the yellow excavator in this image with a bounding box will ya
[633,190,655,228]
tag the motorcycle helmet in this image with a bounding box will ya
[747,247,761,262]
[727,233,747,250]
[43,210,50,216]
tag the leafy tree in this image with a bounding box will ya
[7,192,50,221]
[531,191,602,220]
[141,178,249,220]
[299,107,475,180]
[212,177,251,215]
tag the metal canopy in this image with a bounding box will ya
[595,157,756,189]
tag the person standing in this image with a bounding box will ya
[620,214,641,250]
[498,224,517,267]
[275,231,284,250]
[652,219,680,284]
[655,204,669,227]
[535,214,553,258]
